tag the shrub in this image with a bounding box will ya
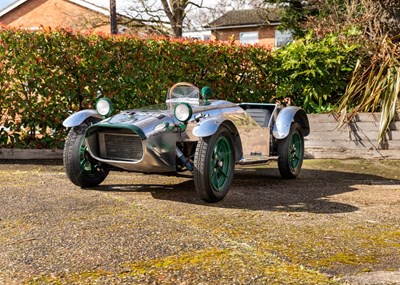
[272,32,360,113]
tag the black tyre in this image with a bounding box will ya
[193,126,235,202]
[63,123,109,187]
[277,122,304,179]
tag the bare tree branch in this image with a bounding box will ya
[73,1,264,37]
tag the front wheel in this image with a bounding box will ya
[277,122,304,179]
[193,126,235,202]
[63,123,109,187]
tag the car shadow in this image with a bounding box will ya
[0,159,63,165]
[92,167,399,214]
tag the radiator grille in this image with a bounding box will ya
[99,133,143,161]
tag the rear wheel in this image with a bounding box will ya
[194,126,234,202]
[63,122,109,187]
[277,122,304,179]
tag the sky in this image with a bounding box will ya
[83,0,216,8]
[0,0,18,10]
[83,0,217,13]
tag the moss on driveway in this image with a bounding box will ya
[0,159,399,284]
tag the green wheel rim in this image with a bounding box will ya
[289,131,303,171]
[79,139,101,178]
[210,136,233,192]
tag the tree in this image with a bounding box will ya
[122,0,205,37]
[262,0,400,38]
[76,1,263,37]
[377,0,400,37]
[110,0,118,34]
[261,0,346,37]
[160,0,199,37]
[122,0,263,37]
[187,0,264,30]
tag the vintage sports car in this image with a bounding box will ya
[63,82,309,202]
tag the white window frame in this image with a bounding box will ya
[275,30,292,47]
[239,31,259,45]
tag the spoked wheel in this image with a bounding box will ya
[194,126,234,202]
[63,122,109,188]
[277,122,304,179]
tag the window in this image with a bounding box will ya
[275,30,292,47]
[240,32,259,45]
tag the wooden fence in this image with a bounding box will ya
[305,113,400,159]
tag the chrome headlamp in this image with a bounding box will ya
[96,98,113,117]
[174,103,193,123]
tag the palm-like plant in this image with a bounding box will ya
[338,36,400,142]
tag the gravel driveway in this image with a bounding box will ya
[0,159,399,284]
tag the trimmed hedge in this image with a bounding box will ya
[0,28,359,149]
[0,28,274,148]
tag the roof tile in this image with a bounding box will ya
[207,8,281,28]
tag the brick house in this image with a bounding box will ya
[0,0,140,34]
[206,8,292,49]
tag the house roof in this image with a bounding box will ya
[0,0,110,18]
[0,0,163,35]
[206,8,281,30]
[0,0,28,17]
[68,0,110,17]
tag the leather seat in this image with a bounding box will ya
[245,109,271,127]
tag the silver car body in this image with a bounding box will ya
[63,84,309,173]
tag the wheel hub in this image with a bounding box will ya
[289,131,303,170]
[209,135,233,192]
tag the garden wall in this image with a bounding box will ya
[305,113,400,159]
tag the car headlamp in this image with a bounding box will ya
[96,98,113,117]
[174,103,192,123]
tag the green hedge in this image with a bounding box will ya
[0,28,359,149]
[0,28,274,148]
